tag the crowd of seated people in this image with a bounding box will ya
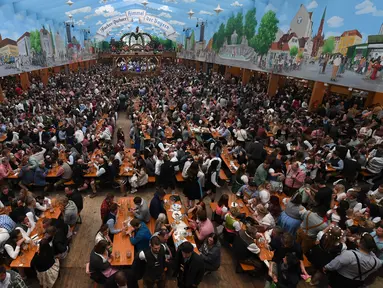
[1,62,383,287]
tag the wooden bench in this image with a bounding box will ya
[303,255,311,268]
[361,170,372,177]
[240,263,256,271]
[147,217,156,234]
[148,176,156,183]
[64,180,75,185]
[219,169,229,181]
[176,172,184,182]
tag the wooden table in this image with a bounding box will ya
[10,204,61,268]
[210,129,220,139]
[7,165,62,179]
[326,165,336,172]
[164,195,198,253]
[110,197,135,266]
[119,148,136,177]
[0,134,6,142]
[165,127,173,139]
[220,146,239,174]
[210,193,250,216]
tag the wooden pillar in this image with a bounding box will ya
[225,66,231,80]
[0,84,4,103]
[53,66,61,74]
[202,62,208,74]
[213,64,218,73]
[20,72,30,90]
[365,91,375,107]
[64,64,69,75]
[278,76,286,89]
[40,68,49,86]
[371,92,383,106]
[195,61,200,71]
[242,69,251,85]
[267,73,279,97]
[309,81,325,111]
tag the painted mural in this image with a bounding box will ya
[177,0,383,93]
[0,0,383,92]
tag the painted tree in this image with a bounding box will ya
[297,51,304,59]
[225,14,236,44]
[322,36,335,54]
[190,30,195,50]
[30,30,42,54]
[244,8,257,42]
[290,46,298,58]
[253,11,279,59]
[212,23,226,52]
[234,12,244,44]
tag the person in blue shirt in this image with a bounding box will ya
[128,218,151,253]
[149,189,166,219]
[237,181,258,200]
[105,203,122,241]
[371,222,383,260]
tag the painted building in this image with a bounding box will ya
[334,36,341,54]
[40,27,54,57]
[17,32,31,56]
[290,4,313,39]
[268,42,290,60]
[0,36,19,57]
[54,32,66,57]
[338,29,363,56]
[311,7,326,57]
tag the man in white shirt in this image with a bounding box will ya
[234,126,247,142]
[368,184,383,202]
[169,152,179,172]
[74,127,84,144]
[331,56,342,81]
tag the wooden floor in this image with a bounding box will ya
[32,112,383,287]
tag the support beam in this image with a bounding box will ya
[267,73,279,97]
[278,76,286,89]
[309,81,325,111]
[195,61,200,72]
[20,73,30,90]
[40,68,48,86]
[213,64,218,73]
[242,69,251,86]
[371,92,383,106]
[202,62,207,74]
[0,84,4,103]
[53,66,61,74]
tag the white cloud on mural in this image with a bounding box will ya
[65,6,92,16]
[307,1,318,10]
[75,20,86,26]
[182,0,196,2]
[96,20,103,25]
[158,5,173,12]
[355,0,383,16]
[327,16,344,28]
[231,1,243,7]
[163,0,178,3]
[95,4,123,17]
[200,10,213,16]
[158,12,172,18]
[265,3,277,12]
[169,20,185,26]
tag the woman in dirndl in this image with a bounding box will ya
[31,238,60,288]
[278,193,304,236]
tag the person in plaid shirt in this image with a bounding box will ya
[0,266,27,288]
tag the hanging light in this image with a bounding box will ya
[187,9,194,19]
[214,4,223,15]
[66,0,74,6]
[141,0,149,7]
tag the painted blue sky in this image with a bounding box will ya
[0,0,382,43]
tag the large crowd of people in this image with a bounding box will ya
[0,62,382,288]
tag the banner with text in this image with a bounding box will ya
[96,9,177,40]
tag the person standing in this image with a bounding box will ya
[174,241,205,288]
[331,55,341,81]
[138,236,166,288]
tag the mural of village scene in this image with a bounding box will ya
[178,1,383,92]
[0,25,96,77]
